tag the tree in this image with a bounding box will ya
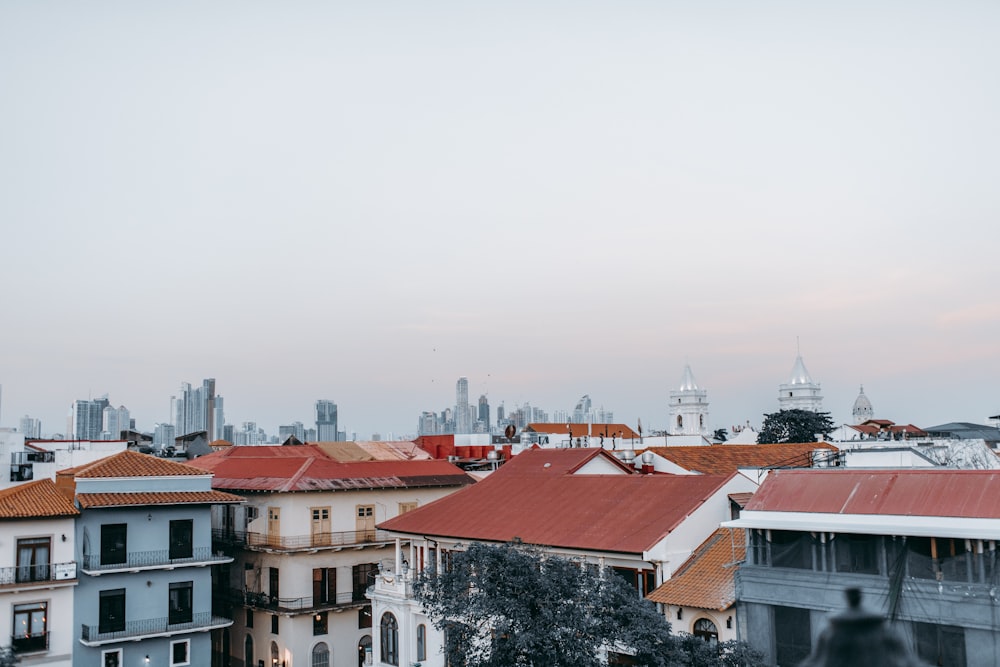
[413,541,765,667]
[757,409,835,444]
[712,429,728,443]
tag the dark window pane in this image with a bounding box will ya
[774,605,811,666]
[99,589,126,634]
[101,524,128,566]
[169,519,194,560]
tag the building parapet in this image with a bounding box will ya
[81,547,231,574]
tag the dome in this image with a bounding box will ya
[852,385,874,422]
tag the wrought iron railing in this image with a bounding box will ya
[225,587,369,613]
[0,562,76,586]
[82,547,229,571]
[11,632,48,653]
[212,528,392,551]
[80,612,231,643]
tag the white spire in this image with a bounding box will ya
[678,364,699,391]
[788,354,813,385]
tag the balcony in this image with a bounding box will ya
[212,528,394,552]
[81,547,231,575]
[0,562,77,589]
[79,612,232,646]
[224,587,369,615]
[12,632,49,654]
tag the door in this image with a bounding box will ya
[267,507,281,547]
[356,505,375,542]
[311,507,331,546]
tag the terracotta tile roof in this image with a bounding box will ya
[646,528,744,610]
[191,450,473,493]
[71,450,211,478]
[76,490,244,509]
[379,448,736,554]
[0,479,80,519]
[643,442,838,475]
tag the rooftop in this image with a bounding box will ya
[643,442,838,475]
[0,479,79,519]
[646,528,745,611]
[69,450,211,478]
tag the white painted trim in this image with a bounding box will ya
[723,511,1000,539]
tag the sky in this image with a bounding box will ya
[1,1,998,439]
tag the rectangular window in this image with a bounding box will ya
[101,524,128,566]
[834,534,880,574]
[770,531,813,570]
[171,638,191,666]
[246,608,254,628]
[915,622,966,666]
[398,502,417,515]
[269,567,280,601]
[169,519,194,560]
[169,581,194,625]
[102,648,123,667]
[12,601,48,653]
[16,537,51,583]
[774,605,811,666]
[352,563,378,601]
[313,611,328,635]
[271,614,279,634]
[99,589,126,634]
[313,567,337,604]
[358,607,372,629]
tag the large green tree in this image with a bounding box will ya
[757,409,835,444]
[413,541,764,667]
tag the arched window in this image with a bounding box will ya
[416,623,427,661]
[380,612,399,665]
[312,642,330,667]
[694,618,718,643]
[677,416,683,428]
[357,635,372,667]
[271,640,280,665]
[245,635,254,667]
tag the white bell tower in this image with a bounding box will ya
[778,353,824,413]
[669,364,710,436]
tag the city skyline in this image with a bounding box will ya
[2,2,998,439]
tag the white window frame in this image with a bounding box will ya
[170,638,191,666]
[101,648,123,667]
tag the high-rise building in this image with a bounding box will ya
[102,404,131,440]
[153,422,176,448]
[69,395,110,440]
[279,422,306,441]
[172,379,218,438]
[572,395,592,424]
[19,415,41,439]
[478,395,490,429]
[316,400,338,441]
[455,377,470,434]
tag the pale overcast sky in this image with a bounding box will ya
[2,1,998,439]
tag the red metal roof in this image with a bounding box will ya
[745,469,1000,518]
[191,451,472,493]
[379,448,735,554]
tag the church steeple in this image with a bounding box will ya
[778,351,824,412]
[669,364,710,436]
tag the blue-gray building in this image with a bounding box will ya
[64,451,242,667]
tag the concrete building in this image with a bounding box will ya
[0,479,79,666]
[777,354,823,413]
[370,447,758,667]
[669,364,710,436]
[315,401,338,442]
[64,451,241,667]
[193,444,472,667]
[725,468,1000,666]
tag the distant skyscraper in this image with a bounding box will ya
[69,395,110,440]
[572,395,592,424]
[19,415,41,439]
[778,354,824,413]
[279,421,306,441]
[172,378,218,437]
[153,422,176,448]
[102,405,131,440]
[316,400,338,441]
[455,377,470,434]
[669,364,709,436]
[478,395,490,429]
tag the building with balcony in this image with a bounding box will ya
[724,468,1000,666]
[370,447,758,667]
[192,444,473,667]
[0,479,79,666]
[62,450,243,667]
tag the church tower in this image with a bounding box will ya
[852,385,873,423]
[778,354,824,412]
[669,364,709,436]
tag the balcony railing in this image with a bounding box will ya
[81,547,230,572]
[212,528,393,551]
[80,612,232,645]
[12,632,49,654]
[0,562,76,587]
[225,587,369,614]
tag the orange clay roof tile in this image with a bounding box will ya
[76,490,244,508]
[646,528,745,610]
[72,450,211,478]
[0,479,80,518]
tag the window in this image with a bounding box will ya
[770,530,813,570]
[270,641,279,666]
[269,567,280,601]
[312,642,330,667]
[915,622,966,666]
[271,614,279,634]
[16,537,50,583]
[833,533,879,574]
[244,635,254,667]
[417,623,427,661]
[313,611,328,635]
[358,607,372,629]
[245,505,259,528]
[356,505,375,542]
[169,519,194,560]
[101,524,128,566]
[352,563,377,601]
[380,613,399,666]
[171,638,191,666]
[99,589,126,634]
[398,502,417,515]
[774,605,811,666]
[313,567,336,604]
[169,581,193,625]
[102,648,123,667]
[246,608,254,628]
[311,507,331,546]
[693,618,718,643]
[12,601,48,653]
